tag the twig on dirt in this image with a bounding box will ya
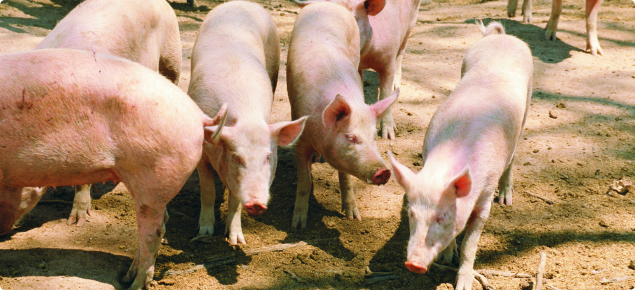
[365,274,399,285]
[535,252,547,290]
[164,238,334,277]
[524,191,555,204]
[38,200,73,205]
[284,269,308,283]
[431,263,496,290]
[479,269,532,278]
[600,276,632,284]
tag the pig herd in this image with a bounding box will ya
[0,0,603,289]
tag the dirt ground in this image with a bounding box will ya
[1,0,635,289]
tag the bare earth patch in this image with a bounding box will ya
[1,0,635,289]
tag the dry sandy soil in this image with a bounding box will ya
[1,0,635,289]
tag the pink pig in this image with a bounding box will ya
[35,0,182,226]
[387,21,532,290]
[188,1,307,245]
[0,49,226,290]
[287,2,399,229]
[507,0,604,55]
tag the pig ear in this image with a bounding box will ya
[270,116,308,147]
[293,0,314,7]
[370,88,399,120]
[447,167,472,198]
[204,105,229,146]
[387,151,416,191]
[323,94,352,129]
[364,0,386,16]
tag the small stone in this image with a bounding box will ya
[523,162,532,166]
[629,260,635,270]
[556,102,566,108]
[533,149,539,153]
[599,220,610,228]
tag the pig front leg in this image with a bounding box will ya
[521,0,533,23]
[507,0,519,17]
[292,146,314,229]
[585,0,603,56]
[67,184,91,226]
[378,65,398,140]
[497,156,514,206]
[545,0,563,41]
[197,160,217,236]
[338,171,361,220]
[455,205,491,290]
[225,189,245,244]
[437,238,457,264]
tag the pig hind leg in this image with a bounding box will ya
[159,36,182,85]
[339,171,361,220]
[378,63,398,140]
[585,0,603,55]
[68,184,92,226]
[497,155,515,206]
[545,0,563,41]
[292,144,315,229]
[121,176,183,289]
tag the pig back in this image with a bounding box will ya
[286,2,362,121]
[35,0,180,70]
[0,49,205,187]
[188,1,280,123]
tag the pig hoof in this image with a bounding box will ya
[228,232,246,245]
[405,261,427,274]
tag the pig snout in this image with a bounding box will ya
[371,168,391,185]
[244,201,267,216]
[404,261,428,274]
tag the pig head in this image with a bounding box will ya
[0,186,48,236]
[388,152,473,274]
[319,89,398,185]
[203,116,307,216]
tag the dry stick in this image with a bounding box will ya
[600,276,632,284]
[535,252,547,290]
[431,263,497,290]
[479,269,532,278]
[164,238,334,276]
[284,269,308,284]
[524,192,555,204]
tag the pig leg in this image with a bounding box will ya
[455,204,492,290]
[197,159,216,236]
[521,0,532,23]
[585,0,603,56]
[225,189,245,245]
[378,65,398,140]
[437,238,457,264]
[498,156,514,206]
[159,34,182,85]
[545,0,563,41]
[123,194,171,289]
[507,0,519,18]
[292,145,315,229]
[67,184,91,226]
[338,171,361,220]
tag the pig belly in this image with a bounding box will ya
[0,168,119,188]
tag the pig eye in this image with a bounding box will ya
[345,134,359,144]
[232,154,245,166]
